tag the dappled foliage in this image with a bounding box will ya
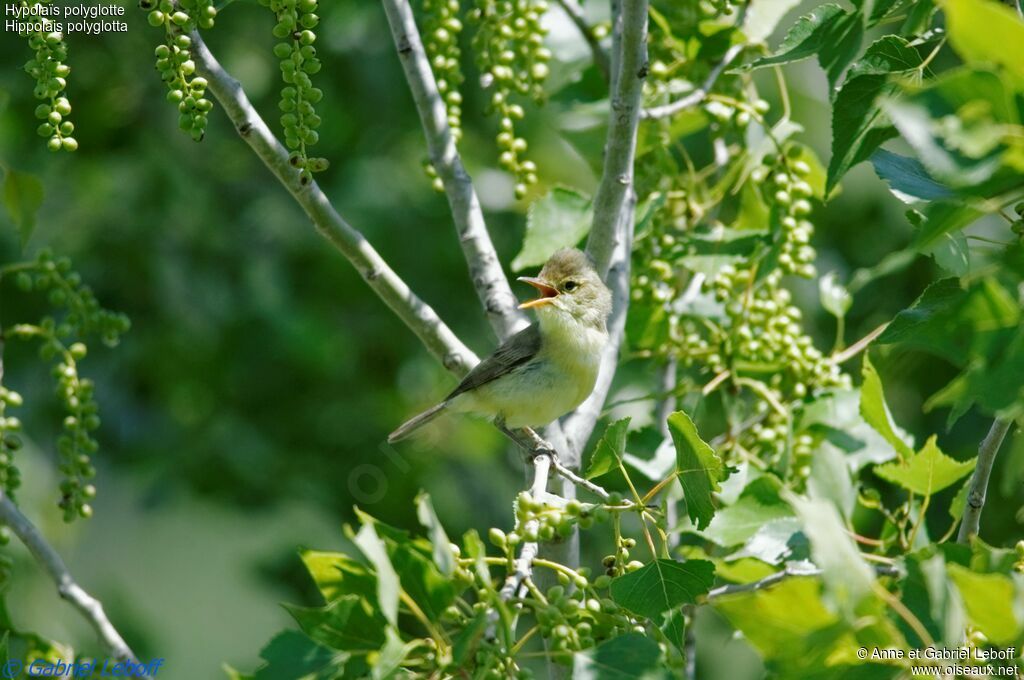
[1,0,1023,677]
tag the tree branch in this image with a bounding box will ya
[957,418,1014,544]
[0,492,141,665]
[706,563,901,600]
[499,452,552,602]
[381,0,527,341]
[554,0,611,81]
[641,42,744,121]
[189,31,478,376]
[585,0,647,278]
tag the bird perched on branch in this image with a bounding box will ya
[389,248,612,442]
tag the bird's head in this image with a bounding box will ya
[517,248,612,331]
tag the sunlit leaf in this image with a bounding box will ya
[944,0,1024,87]
[826,36,922,194]
[512,187,592,271]
[572,634,667,679]
[586,417,630,479]
[668,411,726,530]
[873,435,976,495]
[610,559,715,619]
[948,564,1024,645]
[2,167,44,247]
[860,355,915,460]
[415,492,456,576]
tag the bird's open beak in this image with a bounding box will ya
[517,276,559,309]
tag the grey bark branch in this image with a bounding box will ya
[957,419,1014,544]
[0,491,141,666]
[641,42,744,120]
[189,31,478,376]
[381,0,527,341]
[554,0,611,81]
[706,563,901,600]
[585,0,647,278]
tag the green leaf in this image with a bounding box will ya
[819,272,852,318]
[944,0,1024,88]
[726,517,806,565]
[414,492,455,577]
[713,578,842,665]
[2,168,44,247]
[947,564,1024,645]
[883,68,1024,192]
[572,634,666,680]
[949,477,971,520]
[860,355,915,460]
[870,149,954,203]
[900,549,964,647]
[512,187,592,271]
[287,596,386,652]
[252,631,346,680]
[610,559,715,619]
[874,435,975,495]
[744,5,864,89]
[585,417,630,479]
[668,411,726,530]
[702,481,794,547]
[354,518,401,626]
[789,495,876,615]
[300,550,376,604]
[876,277,1019,365]
[908,200,983,252]
[388,542,456,622]
[826,36,922,194]
[742,0,802,42]
[808,442,856,520]
[451,609,488,668]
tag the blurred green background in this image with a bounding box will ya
[1,1,1020,677]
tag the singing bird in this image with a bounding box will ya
[388,248,612,442]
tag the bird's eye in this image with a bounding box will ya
[563,281,578,292]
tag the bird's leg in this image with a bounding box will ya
[520,427,557,459]
[493,418,558,463]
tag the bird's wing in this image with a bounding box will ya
[446,323,542,399]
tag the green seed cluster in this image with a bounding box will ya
[698,0,745,19]
[535,584,635,654]
[750,148,817,278]
[599,536,639,579]
[503,493,610,545]
[468,0,550,199]
[0,388,24,496]
[261,0,329,185]
[423,0,465,142]
[53,346,99,521]
[141,0,216,141]
[19,4,77,153]
[15,249,131,345]
[6,249,130,521]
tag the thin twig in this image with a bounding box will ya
[641,42,745,120]
[957,419,1014,543]
[189,31,478,376]
[554,0,611,81]
[706,563,901,599]
[381,0,527,341]
[0,492,142,666]
[499,453,552,602]
[832,322,888,364]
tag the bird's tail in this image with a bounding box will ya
[388,401,449,443]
